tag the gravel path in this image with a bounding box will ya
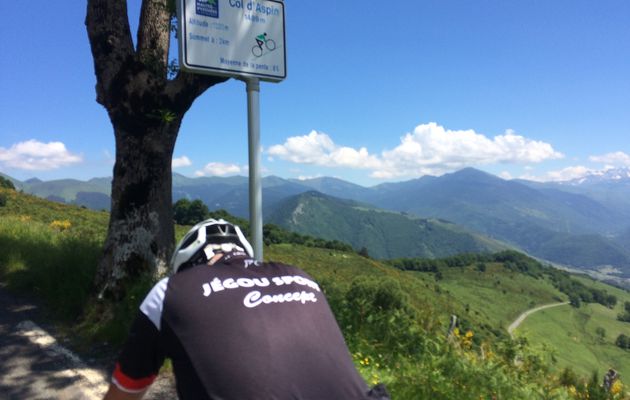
[507,301,570,338]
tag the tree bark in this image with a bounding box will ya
[86,0,227,299]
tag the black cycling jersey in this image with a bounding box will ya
[112,252,378,399]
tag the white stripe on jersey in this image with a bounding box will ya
[139,277,169,330]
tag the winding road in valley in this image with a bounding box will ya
[507,301,570,338]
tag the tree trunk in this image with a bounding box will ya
[94,119,180,299]
[86,0,227,299]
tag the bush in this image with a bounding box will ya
[595,327,606,341]
[0,176,15,190]
[619,301,630,323]
[559,366,579,387]
[338,277,424,357]
[616,334,630,350]
[0,193,6,207]
[569,293,582,308]
[262,223,354,253]
[173,198,209,225]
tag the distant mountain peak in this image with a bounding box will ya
[442,167,502,184]
[563,167,630,186]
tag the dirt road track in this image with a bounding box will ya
[507,301,570,338]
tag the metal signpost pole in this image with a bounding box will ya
[177,0,285,262]
[246,78,263,261]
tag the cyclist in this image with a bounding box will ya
[255,33,267,49]
[603,368,619,392]
[103,218,390,399]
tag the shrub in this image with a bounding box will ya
[595,327,606,341]
[619,301,630,323]
[559,366,579,387]
[358,247,370,258]
[338,277,424,357]
[616,334,630,350]
[173,198,209,225]
[0,176,15,190]
[569,294,582,308]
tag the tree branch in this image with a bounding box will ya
[137,0,171,72]
[86,0,135,106]
[166,71,229,115]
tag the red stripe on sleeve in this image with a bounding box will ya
[112,362,156,392]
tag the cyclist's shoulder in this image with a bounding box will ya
[260,260,315,278]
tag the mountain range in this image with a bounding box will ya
[4,168,630,277]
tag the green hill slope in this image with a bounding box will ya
[267,245,630,393]
[516,275,630,379]
[267,191,510,259]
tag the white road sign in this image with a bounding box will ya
[177,0,286,82]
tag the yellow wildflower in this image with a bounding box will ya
[610,379,623,395]
[50,220,72,231]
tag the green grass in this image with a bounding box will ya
[437,263,565,330]
[0,188,107,320]
[515,273,630,378]
[517,303,630,380]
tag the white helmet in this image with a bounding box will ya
[170,218,254,273]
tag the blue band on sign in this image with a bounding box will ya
[196,0,219,18]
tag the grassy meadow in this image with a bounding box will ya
[516,276,630,379]
[436,262,565,330]
[1,186,629,399]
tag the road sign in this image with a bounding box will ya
[177,0,286,82]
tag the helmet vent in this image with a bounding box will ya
[181,230,199,249]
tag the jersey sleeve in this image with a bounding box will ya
[112,278,169,393]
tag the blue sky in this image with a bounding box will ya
[1,0,629,186]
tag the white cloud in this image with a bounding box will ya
[172,156,192,168]
[373,123,563,178]
[0,139,82,170]
[267,130,382,169]
[194,162,242,177]
[589,151,630,167]
[267,123,563,179]
[297,174,323,181]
